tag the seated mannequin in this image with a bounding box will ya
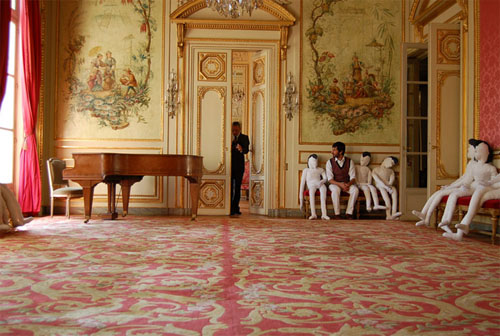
[0,184,32,233]
[299,154,330,220]
[372,156,402,220]
[355,152,385,212]
[440,141,497,240]
[454,173,500,236]
[413,139,477,228]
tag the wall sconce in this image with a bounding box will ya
[283,72,298,121]
[165,69,179,119]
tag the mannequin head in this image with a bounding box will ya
[467,138,477,160]
[475,140,493,164]
[307,154,319,169]
[382,156,398,168]
[360,152,371,167]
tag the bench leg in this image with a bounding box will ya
[491,215,497,245]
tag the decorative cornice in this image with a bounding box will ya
[170,0,295,24]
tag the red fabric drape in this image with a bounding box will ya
[0,1,10,106]
[18,0,41,215]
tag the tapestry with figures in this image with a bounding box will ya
[301,0,401,144]
[55,0,163,140]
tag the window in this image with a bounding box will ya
[0,0,19,184]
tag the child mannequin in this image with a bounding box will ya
[355,152,385,212]
[299,154,330,220]
[372,156,402,220]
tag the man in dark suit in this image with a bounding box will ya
[231,121,249,216]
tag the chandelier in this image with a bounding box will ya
[205,0,264,19]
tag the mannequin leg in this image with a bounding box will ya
[360,185,372,211]
[413,190,447,222]
[377,187,392,219]
[346,185,359,216]
[443,228,465,241]
[329,184,341,216]
[308,186,318,220]
[390,187,402,219]
[456,186,491,234]
[319,184,330,220]
[438,188,472,229]
[369,185,386,210]
[416,189,453,227]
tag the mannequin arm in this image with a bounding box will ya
[299,169,307,209]
[367,170,373,185]
[388,171,395,186]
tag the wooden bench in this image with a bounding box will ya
[435,196,499,244]
[302,189,380,219]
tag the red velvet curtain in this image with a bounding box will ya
[0,1,10,106]
[18,0,41,215]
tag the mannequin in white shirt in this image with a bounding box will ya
[0,184,32,233]
[326,142,358,219]
[299,154,330,220]
[355,152,386,212]
[372,156,402,220]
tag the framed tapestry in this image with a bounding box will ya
[300,0,402,145]
[55,0,164,141]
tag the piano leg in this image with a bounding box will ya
[81,184,96,223]
[102,182,118,220]
[120,177,142,217]
[190,181,200,220]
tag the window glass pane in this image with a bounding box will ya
[10,0,16,10]
[0,129,14,184]
[8,22,16,75]
[407,84,427,117]
[0,76,15,129]
[406,154,427,188]
[407,49,428,81]
[407,119,428,152]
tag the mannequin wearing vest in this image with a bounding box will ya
[326,142,359,219]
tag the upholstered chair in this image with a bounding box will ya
[46,158,83,218]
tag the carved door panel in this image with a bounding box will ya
[248,51,268,215]
[189,48,232,215]
[428,23,461,195]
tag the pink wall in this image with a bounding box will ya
[479,0,500,149]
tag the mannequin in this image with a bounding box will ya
[454,173,500,236]
[0,184,32,233]
[355,152,385,212]
[299,154,330,220]
[440,141,497,240]
[413,139,477,228]
[372,156,402,220]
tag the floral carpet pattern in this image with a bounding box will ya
[0,216,499,335]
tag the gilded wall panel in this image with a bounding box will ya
[436,70,460,179]
[252,58,265,86]
[55,0,163,140]
[251,90,265,175]
[199,180,225,209]
[198,53,227,81]
[197,86,226,175]
[301,0,401,144]
[250,181,264,208]
[437,29,460,64]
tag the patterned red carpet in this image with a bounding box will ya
[0,216,499,335]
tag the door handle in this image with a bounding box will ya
[431,145,438,149]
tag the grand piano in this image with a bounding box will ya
[63,153,203,222]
